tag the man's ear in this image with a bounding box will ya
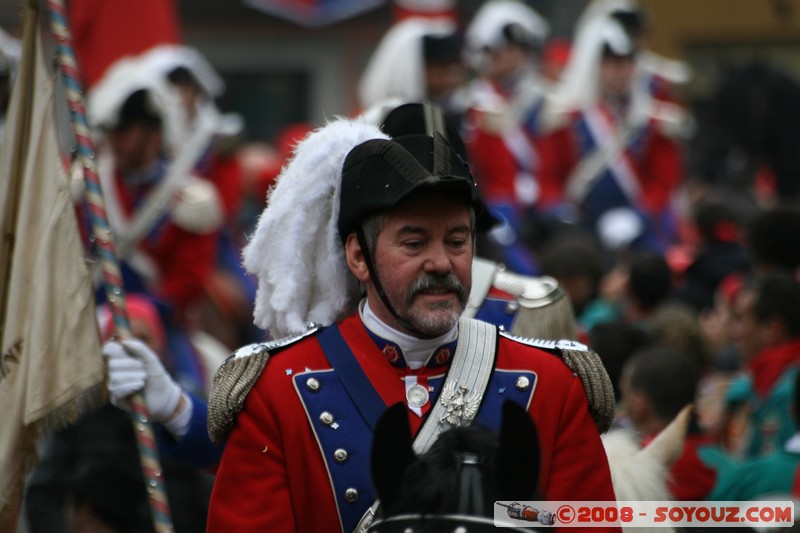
[345,233,370,283]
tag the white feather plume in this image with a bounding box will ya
[358,17,456,109]
[138,44,225,98]
[242,118,389,338]
[464,0,549,72]
[551,15,634,112]
[87,54,187,155]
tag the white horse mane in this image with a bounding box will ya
[602,405,692,533]
[602,429,672,501]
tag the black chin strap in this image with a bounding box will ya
[356,226,424,337]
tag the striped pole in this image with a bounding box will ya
[44,1,174,531]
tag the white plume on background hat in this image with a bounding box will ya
[574,0,638,36]
[139,44,225,98]
[464,0,549,72]
[242,118,389,338]
[574,0,691,86]
[358,17,456,109]
[139,45,243,138]
[548,0,690,130]
[543,14,652,130]
[87,54,187,153]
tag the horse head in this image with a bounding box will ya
[602,404,692,532]
[370,400,540,520]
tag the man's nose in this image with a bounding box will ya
[423,245,452,274]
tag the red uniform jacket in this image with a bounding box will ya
[536,102,683,217]
[110,167,219,314]
[462,79,543,218]
[207,314,617,532]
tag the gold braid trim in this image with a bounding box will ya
[207,326,320,444]
[499,330,616,434]
[207,346,270,445]
[559,348,616,434]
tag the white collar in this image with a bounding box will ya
[359,299,458,369]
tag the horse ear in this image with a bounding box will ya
[371,402,416,509]
[638,403,692,468]
[495,400,540,500]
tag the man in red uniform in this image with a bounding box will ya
[459,0,550,274]
[96,88,221,317]
[206,118,618,532]
[536,14,687,252]
[88,73,223,399]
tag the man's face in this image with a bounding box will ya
[106,124,162,174]
[425,61,465,104]
[174,83,201,122]
[487,45,529,82]
[366,192,473,338]
[730,288,765,361]
[598,54,636,99]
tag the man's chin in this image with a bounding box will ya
[405,307,462,338]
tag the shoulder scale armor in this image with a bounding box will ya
[499,330,616,434]
[207,325,320,444]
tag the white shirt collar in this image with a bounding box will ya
[359,299,458,369]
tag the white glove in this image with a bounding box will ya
[103,339,184,426]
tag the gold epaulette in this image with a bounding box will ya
[499,331,616,434]
[207,325,320,444]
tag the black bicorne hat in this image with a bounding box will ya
[380,101,468,160]
[338,132,492,243]
[422,32,463,65]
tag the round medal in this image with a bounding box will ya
[406,383,430,408]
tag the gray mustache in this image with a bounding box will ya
[406,273,466,306]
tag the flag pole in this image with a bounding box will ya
[43,1,174,531]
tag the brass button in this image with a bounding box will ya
[334,448,349,464]
[319,411,335,426]
[515,376,531,391]
[306,378,320,392]
[344,488,359,504]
